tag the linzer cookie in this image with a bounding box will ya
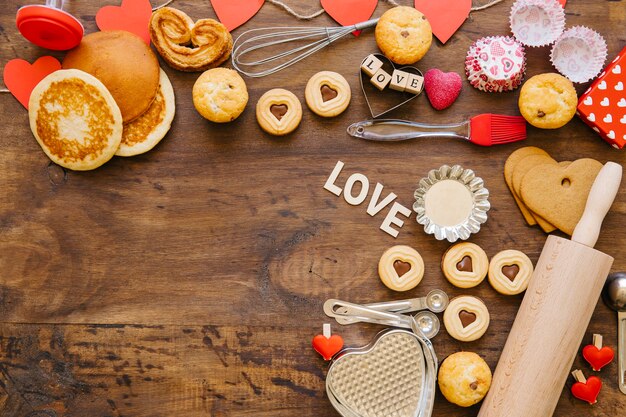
[441,242,489,289]
[488,250,534,295]
[256,88,302,136]
[378,245,425,291]
[465,36,526,92]
[443,296,490,342]
[305,71,351,117]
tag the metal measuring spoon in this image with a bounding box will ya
[602,272,626,394]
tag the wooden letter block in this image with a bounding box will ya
[389,69,410,92]
[405,73,424,94]
[361,54,384,77]
[370,69,392,91]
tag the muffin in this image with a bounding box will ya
[518,73,577,129]
[438,352,492,407]
[375,6,432,64]
[192,68,248,123]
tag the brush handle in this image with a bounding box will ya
[346,119,470,142]
[572,162,622,248]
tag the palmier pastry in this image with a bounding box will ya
[441,242,489,288]
[488,250,534,295]
[149,7,233,72]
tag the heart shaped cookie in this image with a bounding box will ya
[327,330,426,416]
[3,56,61,109]
[149,7,232,72]
[378,245,424,291]
[360,54,423,118]
[520,159,603,235]
[96,0,152,44]
[423,68,462,110]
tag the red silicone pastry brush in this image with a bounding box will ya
[347,114,527,146]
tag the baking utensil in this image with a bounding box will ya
[602,272,626,394]
[331,289,448,325]
[231,19,378,77]
[16,0,83,50]
[324,299,441,339]
[327,326,437,417]
[347,114,527,146]
[479,162,622,417]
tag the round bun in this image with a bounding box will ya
[438,352,492,407]
[63,30,160,123]
[375,6,432,64]
[518,73,577,129]
[29,69,122,171]
[192,68,248,123]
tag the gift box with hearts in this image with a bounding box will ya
[576,46,626,149]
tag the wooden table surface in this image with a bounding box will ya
[1,0,625,416]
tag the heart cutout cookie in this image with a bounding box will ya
[520,159,603,235]
[211,0,264,31]
[96,0,152,45]
[414,0,471,44]
[327,330,426,416]
[3,56,61,109]
[321,0,378,37]
[360,54,423,118]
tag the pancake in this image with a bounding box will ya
[28,69,123,171]
[116,69,175,157]
[62,30,160,123]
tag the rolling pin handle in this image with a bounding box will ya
[571,162,622,248]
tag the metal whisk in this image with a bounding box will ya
[231,19,379,78]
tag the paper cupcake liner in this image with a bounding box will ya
[510,0,565,47]
[550,26,607,83]
[465,36,526,93]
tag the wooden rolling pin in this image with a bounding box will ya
[479,162,622,417]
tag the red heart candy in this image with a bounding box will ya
[583,345,614,371]
[3,56,61,109]
[312,334,344,360]
[424,68,462,110]
[571,376,602,404]
[211,0,265,31]
[414,0,471,44]
[96,0,153,45]
[321,0,377,36]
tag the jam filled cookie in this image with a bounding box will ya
[441,242,489,288]
[193,68,248,123]
[378,245,424,292]
[374,6,432,64]
[304,71,351,117]
[438,352,492,407]
[488,249,534,295]
[256,88,302,136]
[443,296,490,342]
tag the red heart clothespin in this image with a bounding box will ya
[313,323,344,361]
[3,56,62,109]
[582,334,614,371]
[571,369,602,405]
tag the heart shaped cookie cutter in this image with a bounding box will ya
[360,53,424,118]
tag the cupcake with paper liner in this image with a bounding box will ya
[465,36,526,93]
[510,0,565,47]
[550,26,607,83]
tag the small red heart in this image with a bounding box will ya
[582,345,614,371]
[571,376,602,404]
[211,0,265,31]
[414,0,471,44]
[3,56,61,109]
[312,334,344,360]
[96,0,152,45]
[424,68,462,110]
[321,0,378,37]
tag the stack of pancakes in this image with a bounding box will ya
[28,30,175,171]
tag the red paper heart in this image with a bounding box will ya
[3,56,61,109]
[312,334,344,360]
[571,376,602,404]
[424,68,462,110]
[96,0,152,45]
[583,345,614,371]
[211,0,265,31]
[414,0,471,44]
[321,0,378,36]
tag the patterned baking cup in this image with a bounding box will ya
[510,0,565,47]
[413,165,490,243]
[551,26,607,83]
[465,36,526,92]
